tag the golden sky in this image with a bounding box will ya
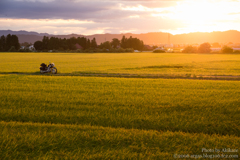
[1,0,240,35]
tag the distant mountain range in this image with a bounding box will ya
[1,30,240,45]
[0,30,50,36]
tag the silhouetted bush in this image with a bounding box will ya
[125,48,134,53]
[221,46,233,53]
[234,50,240,53]
[153,49,165,53]
[182,46,197,53]
[18,48,31,52]
[198,43,211,53]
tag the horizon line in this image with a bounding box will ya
[1,29,240,36]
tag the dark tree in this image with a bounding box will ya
[5,34,12,50]
[77,37,87,49]
[42,36,49,50]
[120,36,144,50]
[49,37,60,50]
[62,38,68,50]
[99,41,111,49]
[111,38,120,48]
[67,37,77,50]
[91,38,98,49]
[0,35,6,51]
[86,39,91,49]
[34,41,44,51]
[182,46,198,53]
[121,36,126,48]
[11,35,20,50]
[198,43,211,53]
[221,46,233,53]
[4,34,20,51]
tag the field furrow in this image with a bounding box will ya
[1,121,239,159]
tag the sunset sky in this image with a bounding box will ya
[1,0,240,35]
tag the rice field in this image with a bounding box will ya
[0,52,239,159]
[1,52,240,76]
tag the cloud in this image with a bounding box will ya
[0,0,118,20]
[1,0,240,35]
[0,0,177,20]
[0,0,181,35]
[229,12,240,15]
[0,18,106,35]
[119,0,179,8]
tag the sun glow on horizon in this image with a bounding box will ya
[154,0,240,34]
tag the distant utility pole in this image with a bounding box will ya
[168,33,170,45]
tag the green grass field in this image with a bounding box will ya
[0,52,239,159]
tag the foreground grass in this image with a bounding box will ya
[1,121,239,159]
[1,75,239,137]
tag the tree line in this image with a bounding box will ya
[0,34,144,52]
[34,35,144,52]
[182,42,239,53]
[1,34,238,53]
[98,36,144,50]
[0,34,20,52]
[34,36,97,51]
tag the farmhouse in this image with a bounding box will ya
[211,48,221,51]
[211,48,240,51]
[233,48,240,51]
[154,47,165,51]
[28,45,35,51]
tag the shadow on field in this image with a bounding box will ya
[0,72,41,75]
[1,71,240,81]
[125,65,186,70]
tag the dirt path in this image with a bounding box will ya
[60,72,240,81]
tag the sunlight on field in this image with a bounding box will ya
[1,52,240,76]
[0,52,239,159]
